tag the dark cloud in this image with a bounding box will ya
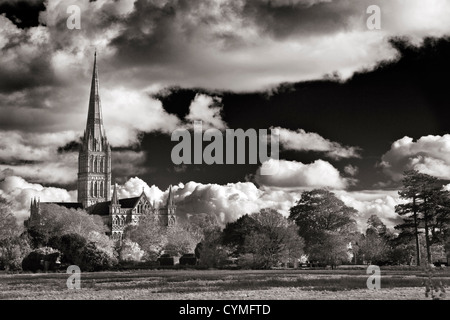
[57,139,82,154]
[241,0,365,39]
[143,37,450,190]
[0,0,45,29]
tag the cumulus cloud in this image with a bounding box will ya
[185,94,227,130]
[274,126,361,159]
[0,130,78,162]
[344,164,359,176]
[117,177,165,203]
[380,135,450,181]
[334,189,403,231]
[167,181,403,231]
[0,130,79,184]
[0,174,76,223]
[171,181,296,225]
[254,159,353,189]
[101,87,180,146]
[0,172,403,231]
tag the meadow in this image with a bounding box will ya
[0,267,448,300]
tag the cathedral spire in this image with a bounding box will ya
[112,183,118,205]
[86,51,105,142]
[167,185,174,207]
[78,52,112,208]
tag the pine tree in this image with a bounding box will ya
[395,170,450,265]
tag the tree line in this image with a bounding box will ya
[0,169,450,272]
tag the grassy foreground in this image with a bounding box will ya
[0,268,448,300]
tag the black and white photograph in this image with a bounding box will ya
[1,0,450,307]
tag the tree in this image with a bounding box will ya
[289,189,358,265]
[0,233,31,271]
[307,231,351,268]
[358,215,392,264]
[389,229,417,265]
[164,222,199,257]
[48,233,87,265]
[26,204,108,247]
[367,214,387,236]
[79,242,115,272]
[184,213,220,244]
[119,239,145,262]
[222,214,262,255]
[127,213,166,261]
[86,231,117,262]
[196,227,229,268]
[395,170,450,265]
[0,197,21,241]
[0,197,31,271]
[244,209,304,269]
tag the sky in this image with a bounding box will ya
[1,0,450,230]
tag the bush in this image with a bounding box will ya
[119,239,144,262]
[79,242,116,272]
[0,234,32,271]
[22,247,61,272]
[48,233,87,265]
[158,254,174,266]
[236,254,256,269]
[179,253,197,266]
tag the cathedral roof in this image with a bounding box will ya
[88,197,141,216]
[88,201,110,216]
[38,202,83,210]
[118,197,140,208]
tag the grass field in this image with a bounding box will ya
[0,268,448,300]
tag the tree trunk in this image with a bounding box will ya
[424,198,432,265]
[413,196,421,266]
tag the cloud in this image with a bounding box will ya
[380,135,450,181]
[334,189,403,231]
[257,0,332,7]
[2,0,450,98]
[167,181,403,231]
[0,172,402,231]
[0,174,76,223]
[0,130,78,162]
[344,164,359,176]
[0,130,79,184]
[117,176,165,203]
[274,126,361,159]
[171,181,296,225]
[112,150,149,180]
[185,94,227,130]
[254,159,353,189]
[101,87,180,147]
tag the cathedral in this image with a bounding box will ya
[25,53,176,241]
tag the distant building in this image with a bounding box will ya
[25,53,176,241]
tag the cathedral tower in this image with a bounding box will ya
[77,52,111,208]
